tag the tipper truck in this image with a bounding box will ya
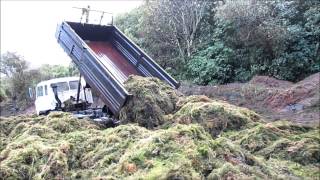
[55,21,180,117]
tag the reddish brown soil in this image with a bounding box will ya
[265,73,319,110]
[249,76,293,89]
[179,73,320,126]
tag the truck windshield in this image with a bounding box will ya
[37,86,43,97]
[51,82,69,92]
[69,80,79,90]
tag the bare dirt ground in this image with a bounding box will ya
[0,101,35,116]
[179,73,320,126]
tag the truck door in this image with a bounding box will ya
[35,85,54,114]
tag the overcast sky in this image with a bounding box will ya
[1,0,143,69]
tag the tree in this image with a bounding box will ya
[0,52,28,78]
[115,0,319,84]
[213,0,319,82]
[115,5,182,73]
[0,52,31,107]
[116,0,217,76]
[37,63,79,81]
[68,62,80,77]
[146,0,215,59]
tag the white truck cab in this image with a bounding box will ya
[35,77,93,115]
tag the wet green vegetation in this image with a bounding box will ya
[1,76,319,179]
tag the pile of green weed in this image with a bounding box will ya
[120,76,261,137]
[0,112,100,179]
[117,76,319,178]
[1,76,319,179]
[3,112,318,179]
[172,95,261,137]
[223,121,320,167]
[119,75,181,129]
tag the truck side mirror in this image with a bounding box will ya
[28,87,34,99]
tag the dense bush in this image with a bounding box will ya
[116,0,319,85]
[185,42,235,85]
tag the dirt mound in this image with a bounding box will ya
[1,113,319,179]
[249,75,293,89]
[179,73,320,125]
[119,75,181,129]
[265,73,320,110]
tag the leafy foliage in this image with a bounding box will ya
[185,41,235,85]
[37,63,79,81]
[115,0,320,85]
[0,52,31,105]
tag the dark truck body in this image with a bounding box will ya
[55,21,179,115]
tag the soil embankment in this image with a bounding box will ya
[180,73,320,126]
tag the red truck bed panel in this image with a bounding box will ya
[87,41,140,83]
